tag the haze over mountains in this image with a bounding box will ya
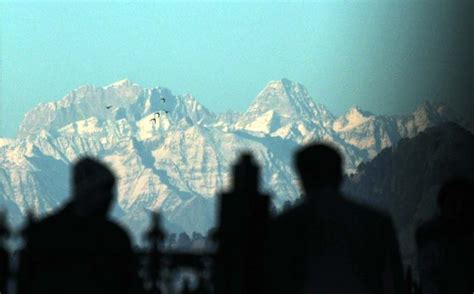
[345,122,474,266]
[0,78,470,239]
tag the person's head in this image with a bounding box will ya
[295,143,343,194]
[437,178,474,225]
[72,157,116,218]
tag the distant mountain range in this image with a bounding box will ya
[344,122,474,267]
[0,78,471,241]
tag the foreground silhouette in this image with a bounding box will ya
[264,144,404,294]
[416,178,474,294]
[215,153,270,294]
[17,158,142,294]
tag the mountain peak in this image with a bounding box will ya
[263,78,306,94]
[247,79,317,119]
[347,106,374,117]
[414,100,453,117]
[239,79,335,131]
[416,100,436,111]
[415,100,458,118]
[106,79,135,88]
[0,138,14,148]
[333,105,374,132]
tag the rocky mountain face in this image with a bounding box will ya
[344,122,474,266]
[0,79,469,242]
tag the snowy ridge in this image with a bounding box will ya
[0,79,469,240]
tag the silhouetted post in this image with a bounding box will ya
[195,272,208,294]
[405,266,422,294]
[16,210,36,294]
[215,153,270,294]
[145,211,165,294]
[181,277,192,294]
[0,210,9,294]
[405,266,414,294]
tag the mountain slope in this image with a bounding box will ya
[345,122,474,266]
[1,79,470,242]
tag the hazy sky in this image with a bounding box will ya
[1,1,472,138]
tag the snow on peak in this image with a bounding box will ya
[3,78,472,241]
[257,78,308,98]
[414,100,460,120]
[0,138,15,148]
[333,105,374,132]
[347,106,374,117]
[246,78,329,122]
[58,117,103,135]
[414,100,436,114]
[412,100,443,129]
[243,110,281,134]
[409,100,472,133]
[106,79,134,88]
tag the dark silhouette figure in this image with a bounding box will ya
[416,178,474,294]
[215,153,270,294]
[17,157,142,294]
[264,143,404,294]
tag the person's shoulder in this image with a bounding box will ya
[340,195,394,226]
[274,202,310,225]
[269,202,312,236]
[27,206,70,231]
[267,203,311,251]
[22,207,74,248]
[100,219,132,242]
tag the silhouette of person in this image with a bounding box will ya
[416,178,474,294]
[17,157,143,294]
[264,143,404,294]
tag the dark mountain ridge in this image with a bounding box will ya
[345,122,474,267]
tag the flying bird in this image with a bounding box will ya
[154,112,161,118]
[105,105,113,109]
[164,110,169,114]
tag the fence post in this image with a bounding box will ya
[144,211,165,294]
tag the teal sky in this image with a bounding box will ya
[1,1,472,138]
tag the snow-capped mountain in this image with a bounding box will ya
[0,79,469,241]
